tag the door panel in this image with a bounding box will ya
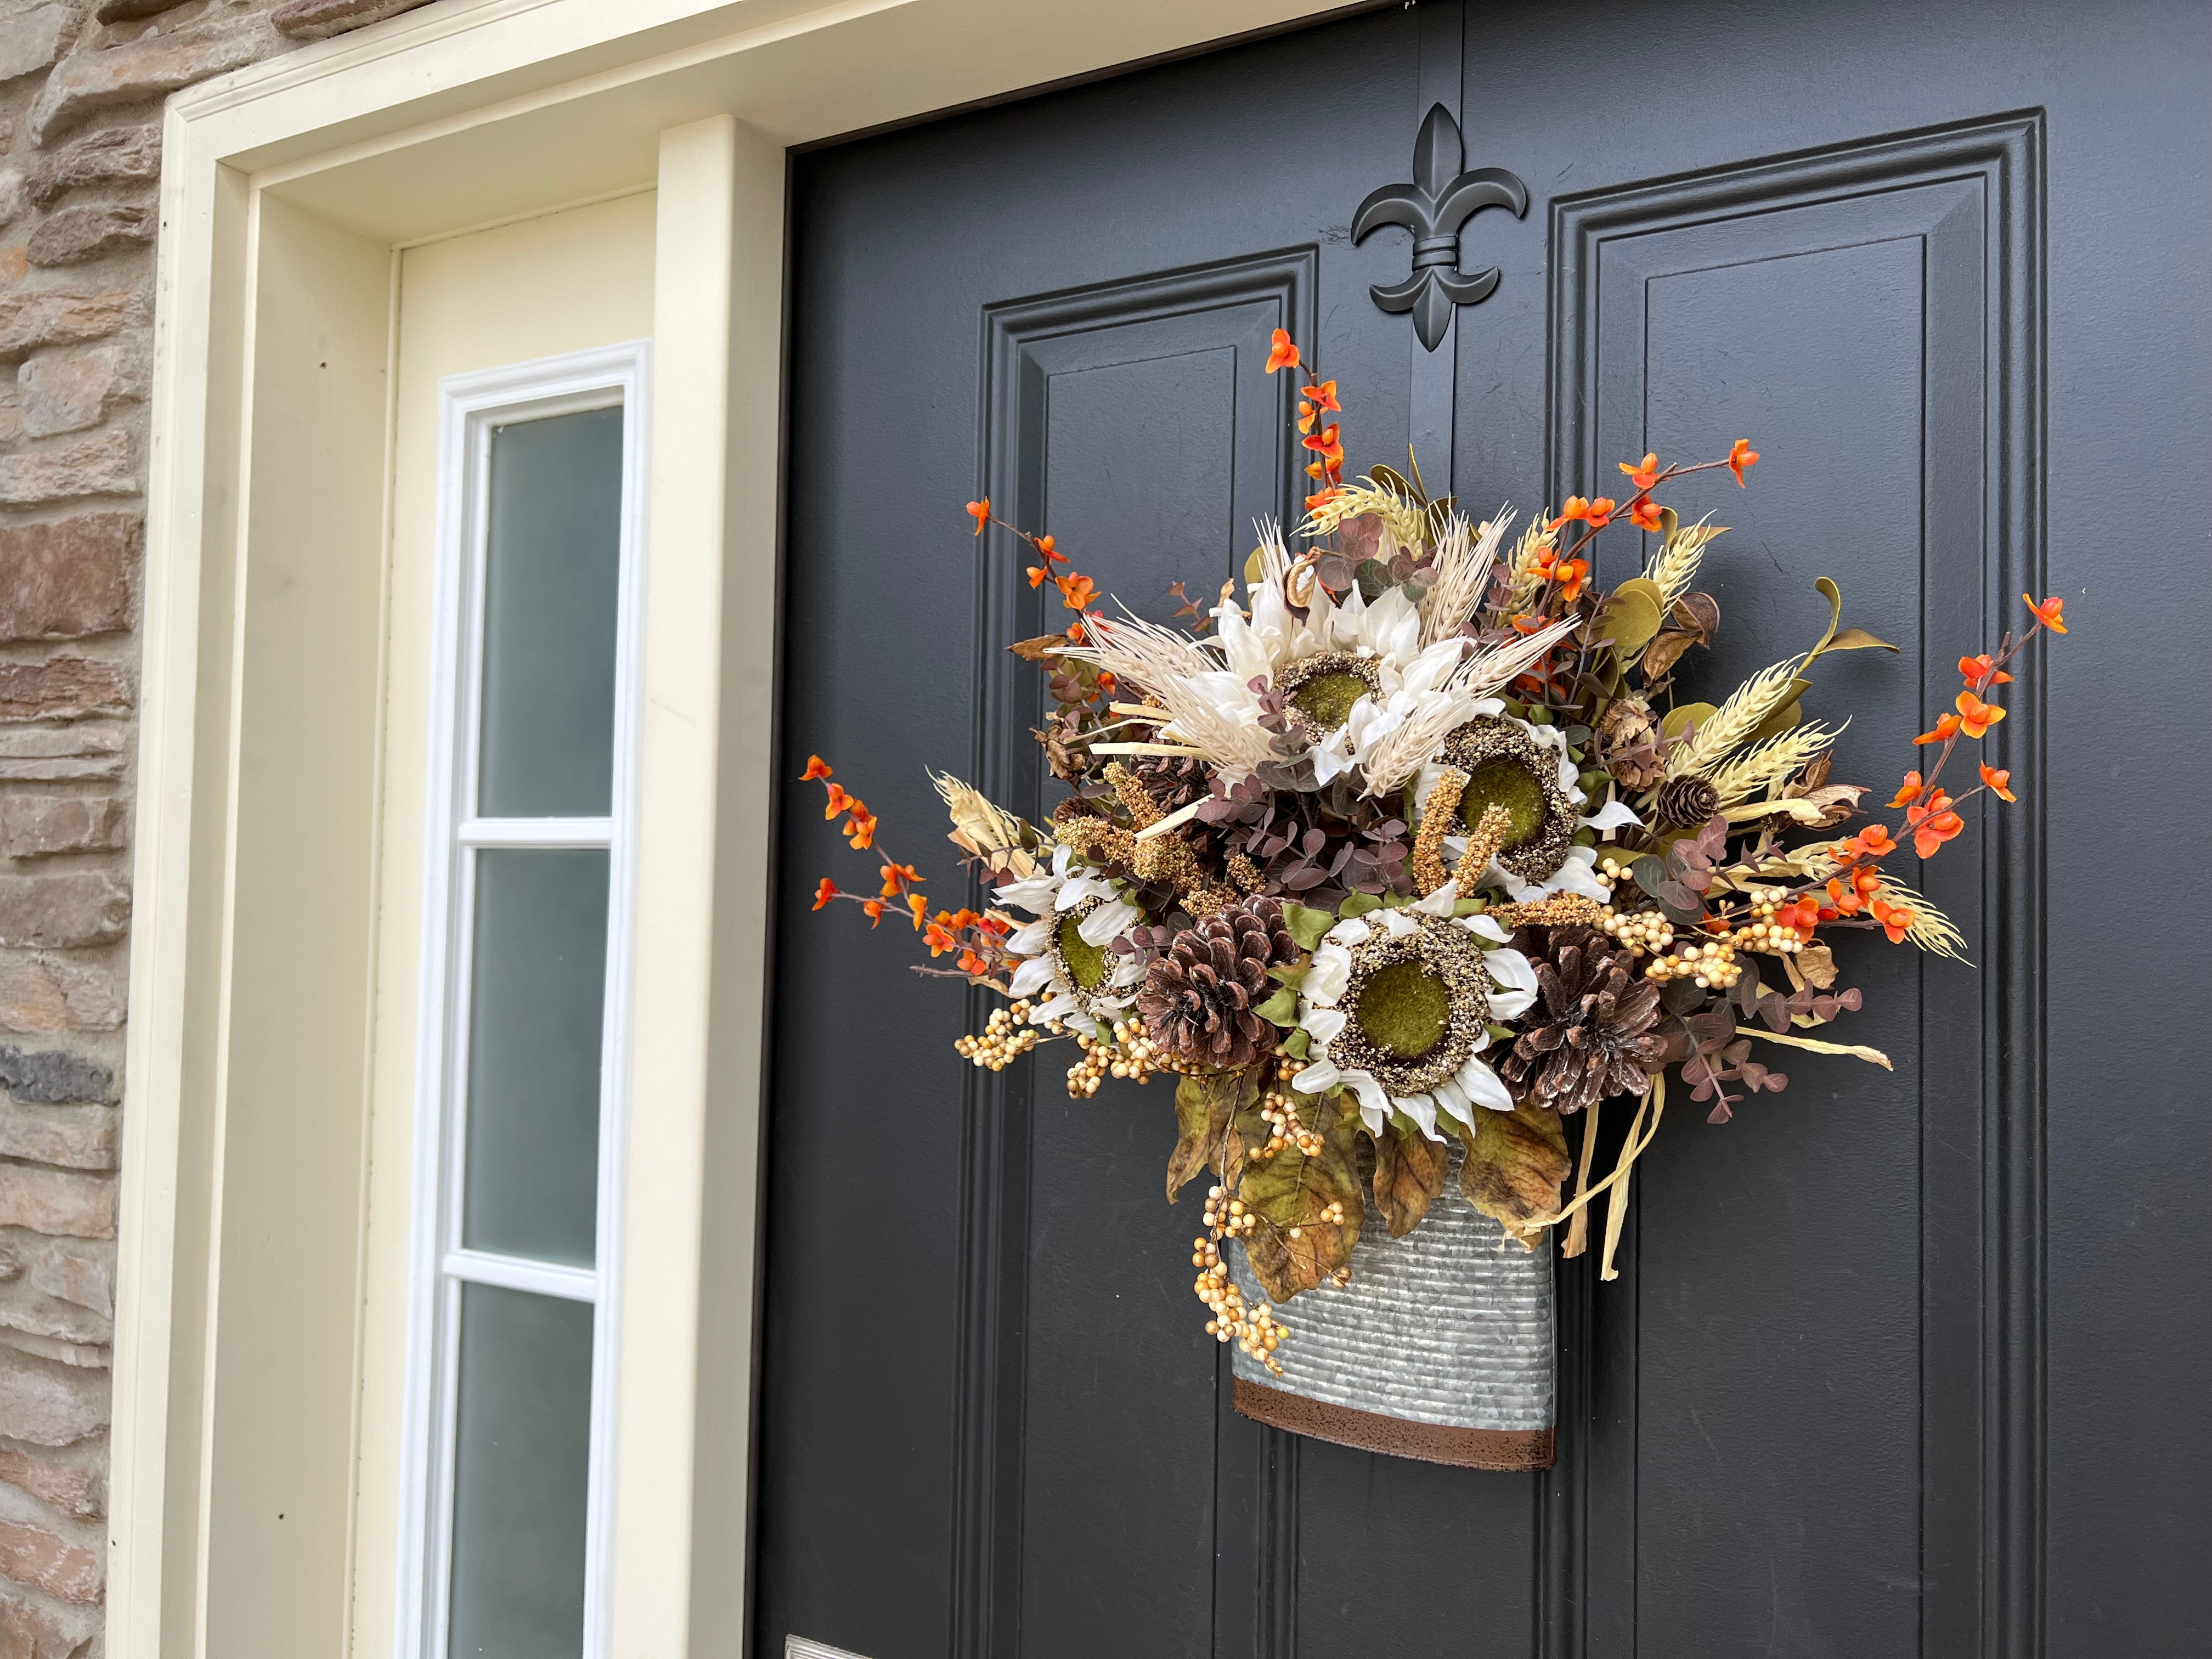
[1548,120,2042,1656]
[761,4,2209,1656]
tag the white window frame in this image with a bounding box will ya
[396,340,651,1659]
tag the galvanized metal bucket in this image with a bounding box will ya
[1229,1142,1555,1469]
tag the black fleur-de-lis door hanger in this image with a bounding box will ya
[1353,104,1530,351]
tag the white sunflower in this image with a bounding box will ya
[1289,883,1539,1139]
[996,844,1146,1026]
[1418,703,1644,903]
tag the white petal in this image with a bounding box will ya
[1009,955,1057,996]
[1544,847,1611,901]
[1293,1058,1342,1094]
[1401,636,1471,694]
[1077,898,1141,946]
[1214,603,1276,686]
[1304,942,1353,1005]
[1431,1077,1476,1132]
[1108,957,1146,989]
[1483,947,1539,1019]
[1301,1006,1347,1044]
[1322,582,1369,650]
[1376,907,1418,938]
[1457,1054,1517,1111]
[1409,878,1460,917]
[1057,874,1116,910]
[1324,917,1373,947]
[1367,586,1423,665]
[995,874,1060,916]
[1007,917,1053,955]
[1397,1092,1442,1139]
[1582,799,1642,834]
[1344,1069,1390,1125]
[1463,912,1513,945]
[1031,992,1079,1023]
[1312,726,1359,783]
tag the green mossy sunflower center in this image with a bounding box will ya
[1355,960,1452,1060]
[1059,915,1109,991]
[1290,669,1372,731]
[1459,756,1551,847]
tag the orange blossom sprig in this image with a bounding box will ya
[963,500,1102,637]
[1812,593,2070,934]
[801,755,1013,983]
[1266,329,1349,515]
[1545,444,1758,574]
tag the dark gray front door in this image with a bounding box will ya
[758,3,2210,1654]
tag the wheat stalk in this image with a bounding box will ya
[1667,654,1805,778]
[1708,720,1847,806]
[1300,476,1430,548]
[1420,507,1509,645]
[1641,514,1725,607]
[1868,874,1967,960]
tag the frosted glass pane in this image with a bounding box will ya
[477,407,623,818]
[462,849,608,1266]
[448,1284,592,1659]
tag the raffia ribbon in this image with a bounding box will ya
[1536,1073,1666,1280]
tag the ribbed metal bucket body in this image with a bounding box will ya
[1228,1141,1556,1469]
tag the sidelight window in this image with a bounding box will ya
[399,344,648,1659]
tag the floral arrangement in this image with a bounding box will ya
[803,329,2066,1375]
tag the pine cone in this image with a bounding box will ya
[1137,897,1298,1070]
[1654,774,1721,828]
[1128,752,1209,817]
[1595,696,1663,789]
[1499,926,1666,1115]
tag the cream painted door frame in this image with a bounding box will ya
[120,2,1346,1654]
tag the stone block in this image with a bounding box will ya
[0,517,133,641]
[0,1334,101,1369]
[0,1347,105,1446]
[0,431,134,505]
[0,1447,99,1521]
[0,958,120,1036]
[0,1048,113,1107]
[0,1290,106,1347]
[0,1167,111,1239]
[0,874,129,950]
[0,662,127,722]
[25,125,159,208]
[15,353,118,439]
[25,201,154,268]
[0,174,21,232]
[0,291,130,363]
[96,0,191,21]
[0,1520,99,1606]
[274,0,439,41]
[0,1103,114,1172]
[26,1248,107,1318]
[0,1587,99,1658]
[32,19,278,146]
[0,800,127,862]
[0,729,123,783]
[0,6,67,87]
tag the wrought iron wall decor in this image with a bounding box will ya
[1353,103,1528,350]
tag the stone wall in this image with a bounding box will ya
[0,2,437,1651]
